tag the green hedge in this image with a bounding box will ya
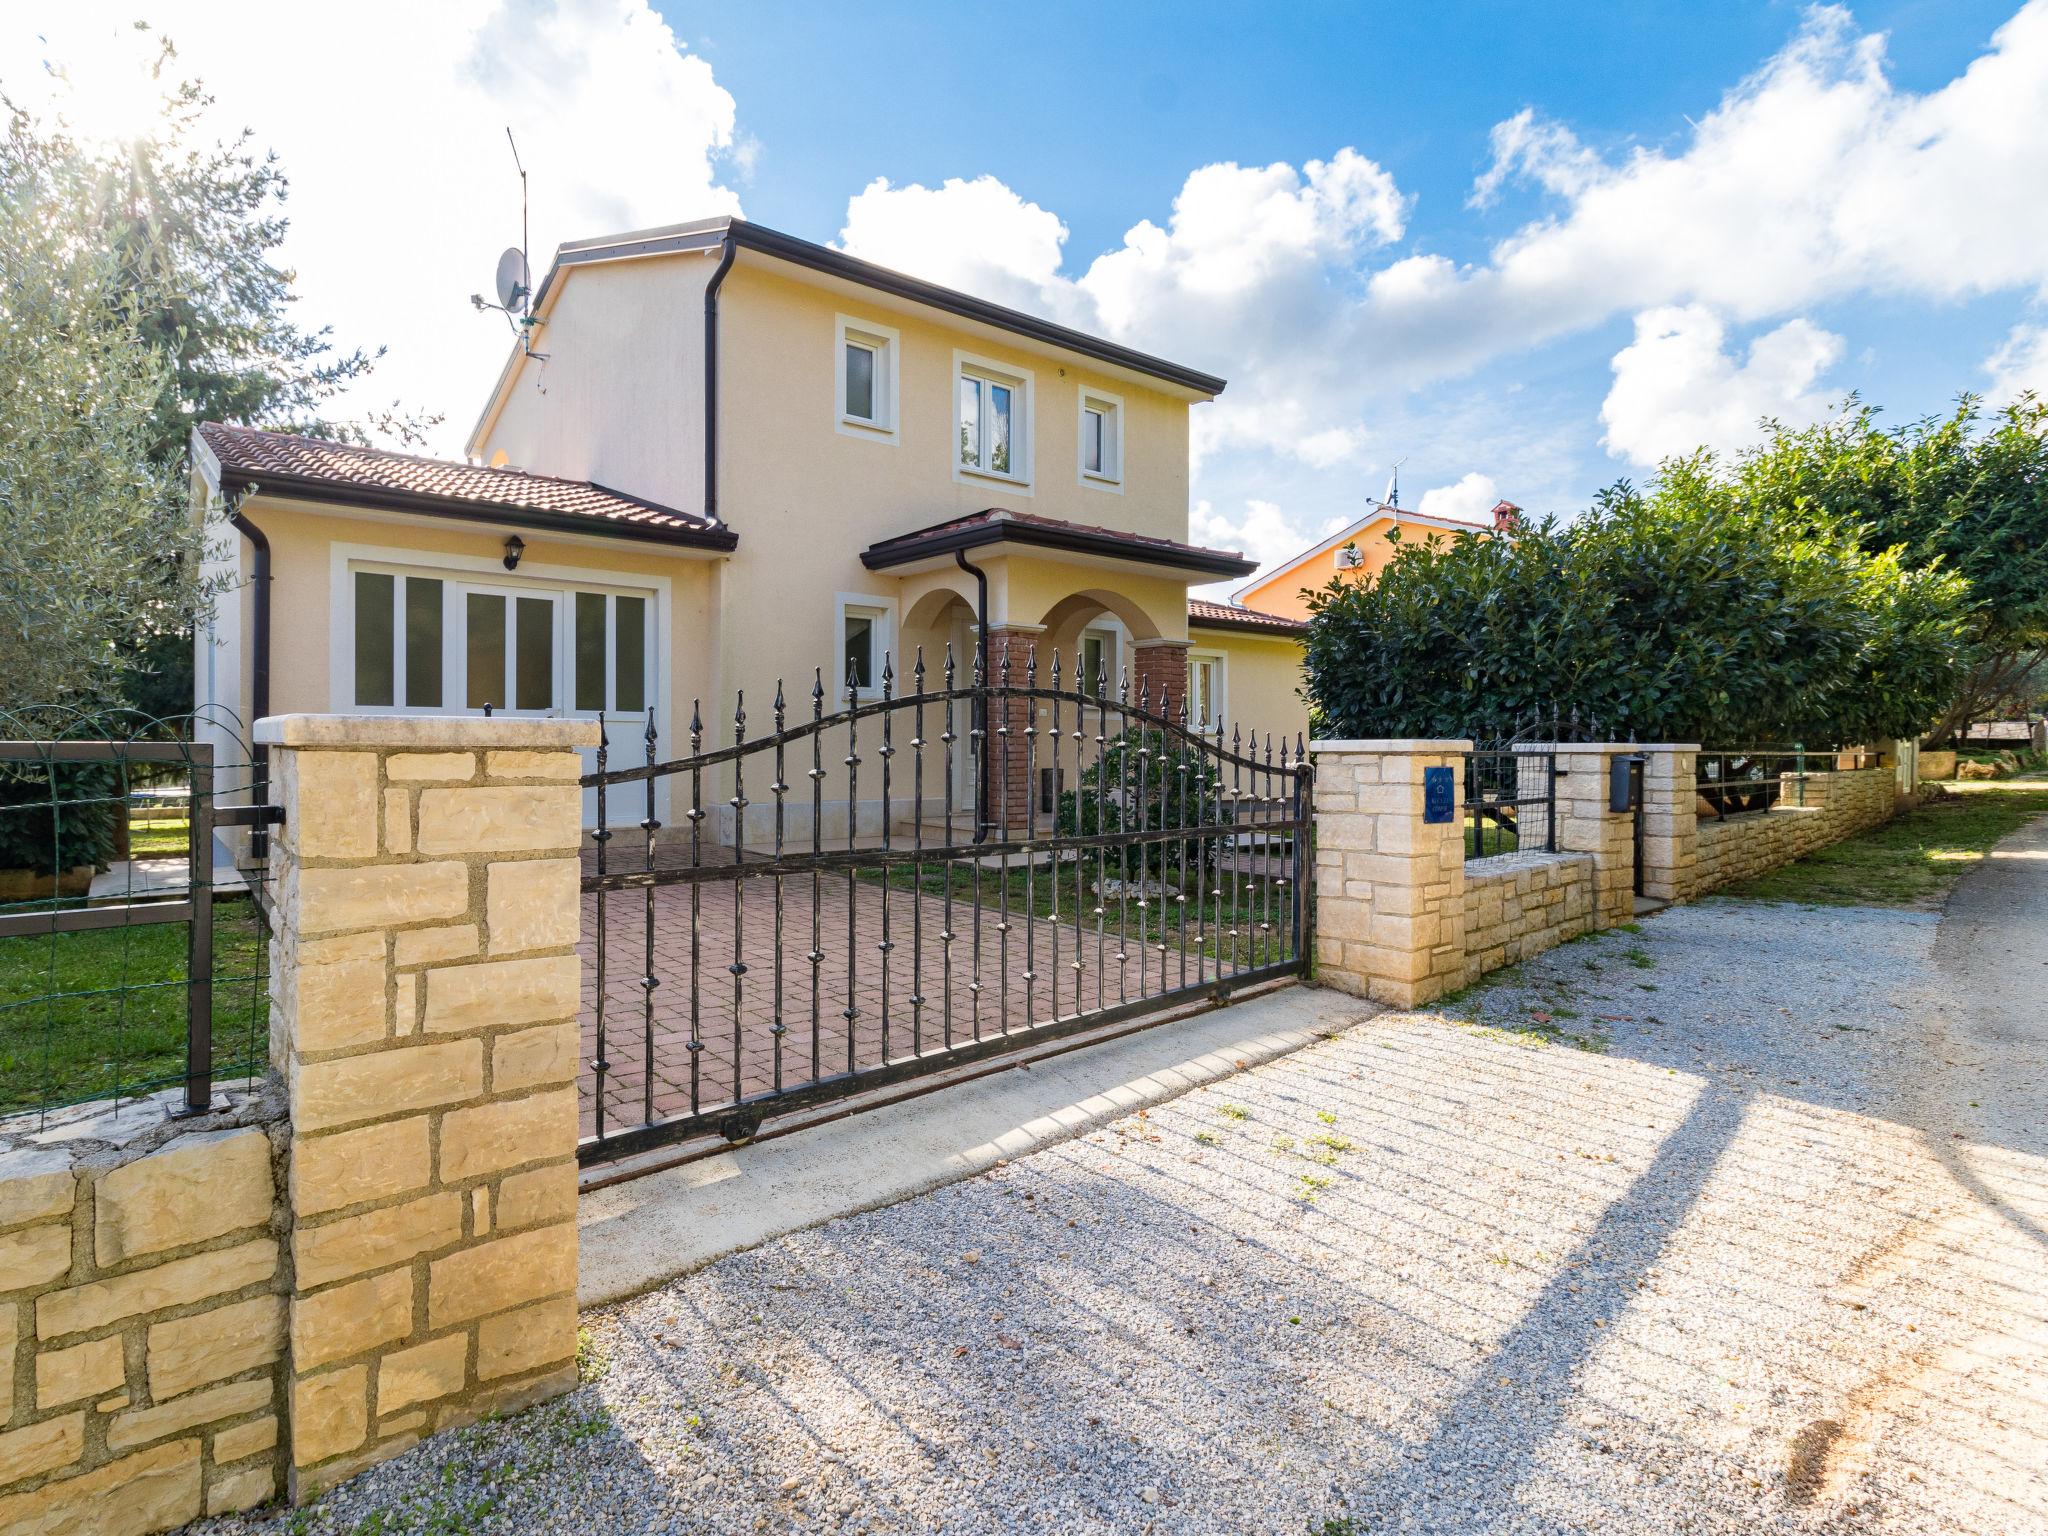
[1301,460,1969,746]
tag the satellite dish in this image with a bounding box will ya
[494,247,530,311]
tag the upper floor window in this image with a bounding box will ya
[1079,390,1123,488]
[835,315,899,443]
[955,353,1032,486]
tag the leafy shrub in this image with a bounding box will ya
[0,763,120,873]
[1302,456,1970,746]
[1054,728,1222,878]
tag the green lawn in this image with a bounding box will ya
[1720,780,2048,908]
[0,900,268,1115]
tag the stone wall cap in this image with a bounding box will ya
[1309,738,1473,754]
[255,714,603,749]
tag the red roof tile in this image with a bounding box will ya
[1187,598,1307,634]
[197,423,734,549]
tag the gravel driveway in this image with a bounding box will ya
[192,867,2048,1535]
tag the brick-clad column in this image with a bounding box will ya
[255,714,595,1499]
[982,626,1041,835]
[1131,638,1189,720]
[1542,743,1638,928]
[1308,740,1470,1007]
[1637,745,1699,903]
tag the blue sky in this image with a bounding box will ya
[11,2,2048,590]
[656,0,2042,569]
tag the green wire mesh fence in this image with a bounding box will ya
[0,706,280,1124]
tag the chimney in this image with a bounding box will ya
[1491,499,1522,533]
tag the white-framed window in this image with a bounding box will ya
[835,314,899,442]
[343,558,654,720]
[1078,388,1123,489]
[351,568,446,710]
[836,593,895,700]
[1187,650,1226,729]
[954,350,1033,488]
[1078,627,1116,699]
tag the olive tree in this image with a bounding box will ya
[0,107,217,715]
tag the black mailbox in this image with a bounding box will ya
[1609,755,1642,813]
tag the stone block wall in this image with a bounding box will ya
[1309,741,1471,1007]
[258,714,595,1499]
[1689,764,1896,897]
[1459,852,1595,985]
[0,1101,287,1531]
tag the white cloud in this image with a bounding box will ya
[2,1,745,452]
[1600,305,1845,466]
[829,4,2048,478]
[1188,498,1349,602]
[1984,320,2048,404]
[838,175,1077,318]
[1415,472,1503,523]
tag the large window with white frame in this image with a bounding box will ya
[1187,650,1226,729]
[1078,389,1123,489]
[835,314,899,441]
[955,352,1031,486]
[346,561,653,720]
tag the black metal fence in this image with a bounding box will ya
[1693,746,1881,819]
[578,644,1312,1162]
[1462,747,1559,860]
[0,708,280,1124]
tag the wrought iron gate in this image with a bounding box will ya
[578,644,1311,1162]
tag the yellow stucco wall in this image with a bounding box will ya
[1190,628,1310,745]
[482,255,711,516]
[197,497,719,746]
[471,252,1211,731]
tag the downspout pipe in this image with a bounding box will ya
[702,234,738,524]
[955,549,991,841]
[230,506,273,855]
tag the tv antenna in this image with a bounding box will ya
[1382,456,1406,510]
[471,128,547,358]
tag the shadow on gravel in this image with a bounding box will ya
[1347,1078,1752,1524]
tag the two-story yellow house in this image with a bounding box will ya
[193,216,1310,832]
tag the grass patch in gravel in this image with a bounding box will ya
[1720,782,2048,908]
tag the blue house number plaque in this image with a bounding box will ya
[1422,766,1455,824]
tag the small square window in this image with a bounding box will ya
[839,599,891,696]
[836,317,899,441]
[1078,390,1123,487]
[845,340,878,422]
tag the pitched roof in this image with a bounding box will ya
[196,423,737,551]
[1186,598,1306,635]
[1232,501,1493,604]
[861,507,1256,579]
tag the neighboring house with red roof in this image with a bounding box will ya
[192,216,1311,827]
[1234,498,1519,622]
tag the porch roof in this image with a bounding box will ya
[860,507,1257,579]
[196,423,739,551]
[1187,598,1306,636]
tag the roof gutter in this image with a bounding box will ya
[702,234,738,524]
[229,505,274,851]
[212,469,737,553]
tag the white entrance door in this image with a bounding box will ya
[564,589,654,826]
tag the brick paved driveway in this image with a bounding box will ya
[576,850,1295,1142]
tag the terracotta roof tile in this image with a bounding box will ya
[1187,598,1307,634]
[197,423,733,548]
